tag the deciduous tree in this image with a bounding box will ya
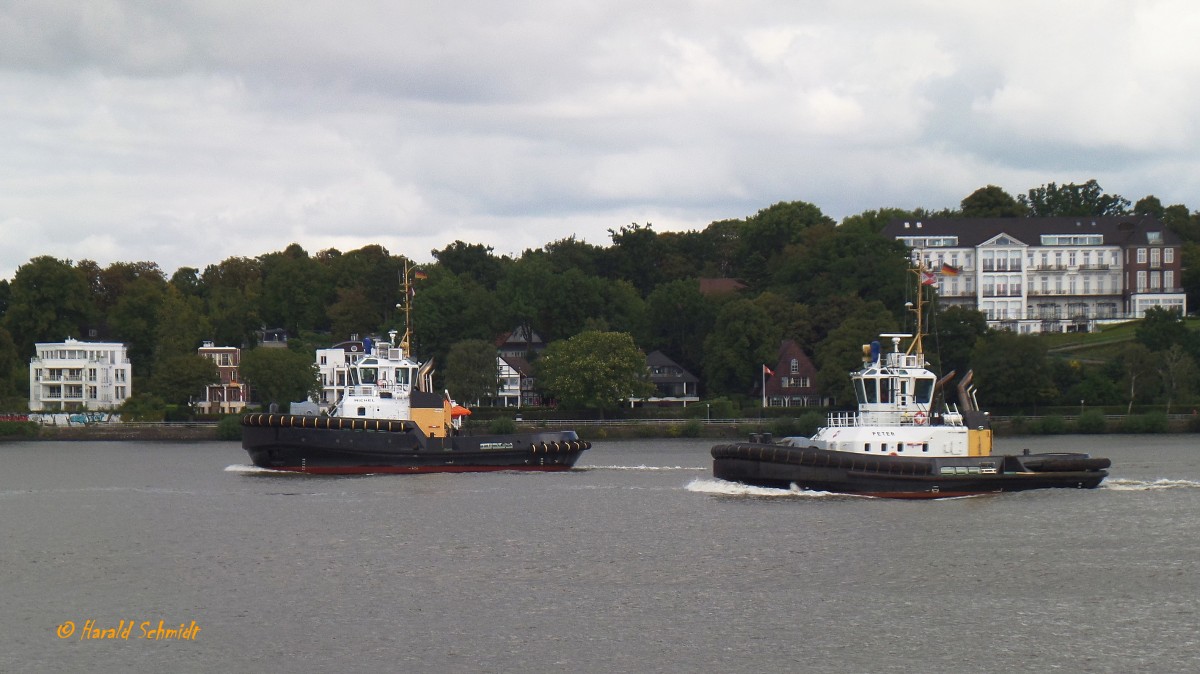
[444,339,500,405]
[239,347,320,411]
[536,331,653,418]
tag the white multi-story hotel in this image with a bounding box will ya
[29,339,132,411]
[883,217,1186,333]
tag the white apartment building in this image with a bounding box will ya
[883,217,1186,333]
[29,339,132,411]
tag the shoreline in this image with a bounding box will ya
[5,415,1196,442]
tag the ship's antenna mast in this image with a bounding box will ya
[398,261,413,354]
[907,258,928,356]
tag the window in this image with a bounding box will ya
[1166,248,1175,264]
[1151,248,1161,268]
[1137,248,1147,264]
[1137,270,1148,291]
[790,358,799,374]
[1165,271,1175,290]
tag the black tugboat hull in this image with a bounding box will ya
[711,443,1109,499]
[242,414,589,474]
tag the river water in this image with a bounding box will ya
[3,434,1198,673]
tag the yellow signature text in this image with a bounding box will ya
[56,619,201,641]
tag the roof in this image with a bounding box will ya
[881,216,1177,248]
[698,278,746,295]
[500,355,533,376]
[645,350,699,383]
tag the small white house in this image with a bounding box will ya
[29,338,132,412]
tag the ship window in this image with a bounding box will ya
[865,443,871,452]
[854,379,867,404]
[922,443,929,452]
[914,378,934,404]
[360,368,378,384]
[897,445,904,453]
[357,407,367,416]
[880,378,892,403]
[881,443,888,453]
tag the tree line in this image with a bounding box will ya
[1,179,1199,416]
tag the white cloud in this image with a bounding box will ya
[3,0,1200,280]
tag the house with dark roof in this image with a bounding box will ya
[629,350,700,407]
[764,340,827,408]
[495,355,540,407]
[495,326,545,359]
[881,216,1185,333]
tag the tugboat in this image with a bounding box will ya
[711,268,1109,498]
[242,267,590,475]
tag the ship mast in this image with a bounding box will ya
[398,261,415,355]
[906,262,930,357]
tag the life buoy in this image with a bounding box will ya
[377,379,388,388]
[914,411,927,425]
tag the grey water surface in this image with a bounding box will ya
[3,435,1198,673]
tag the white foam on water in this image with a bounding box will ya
[1102,477,1200,491]
[582,465,707,472]
[224,464,298,476]
[685,477,845,498]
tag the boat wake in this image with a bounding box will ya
[225,464,310,476]
[1103,477,1200,491]
[685,477,851,498]
[582,465,707,472]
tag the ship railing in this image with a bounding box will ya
[882,353,925,368]
[825,410,963,427]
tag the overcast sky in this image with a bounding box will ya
[3,1,1199,281]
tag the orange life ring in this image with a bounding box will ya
[914,411,927,425]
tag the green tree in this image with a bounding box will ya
[258,244,333,335]
[969,331,1055,409]
[149,354,220,407]
[154,285,213,368]
[813,301,897,405]
[771,227,911,312]
[840,208,921,234]
[702,299,780,397]
[444,339,499,405]
[107,275,168,378]
[536,331,653,418]
[960,185,1026,217]
[327,287,379,341]
[240,347,320,411]
[2,256,93,356]
[605,223,665,295]
[324,245,407,327]
[737,201,835,288]
[1018,179,1130,217]
[930,305,988,379]
[1135,306,1190,353]
[1157,344,1196,415]
[0,326,23,405]
[201,257,263,347]
[1134,195,1165,219]
[410,269,499,368]
[432,241,508,289]
[642,279,717,377]
[1117,342,1157,415]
